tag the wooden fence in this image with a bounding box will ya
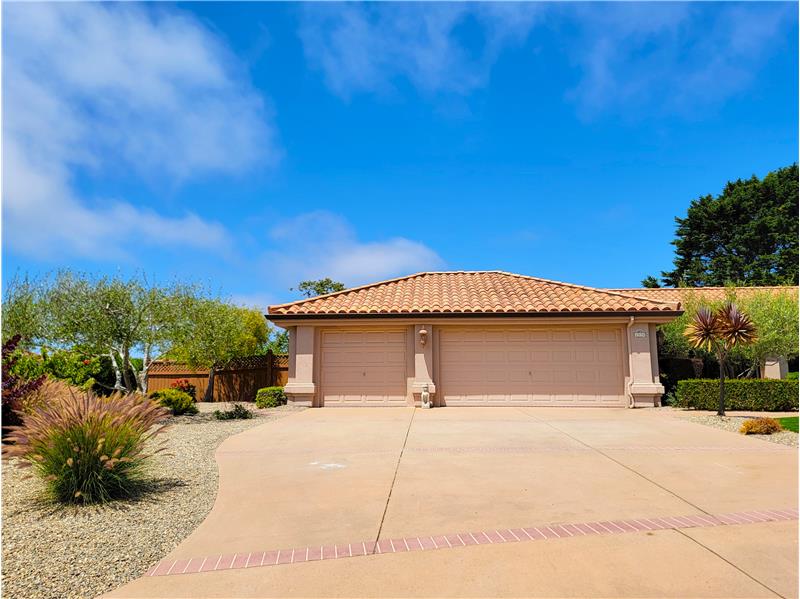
[147,353,288,402]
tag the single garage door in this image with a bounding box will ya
[439,327,625,406]
[320,329,408,406]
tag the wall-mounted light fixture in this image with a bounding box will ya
[419,327,428,346]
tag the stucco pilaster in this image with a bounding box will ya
[627,321,664,407]
[284,325,316,406]
[411,324,436,405]
[762,356,788,379]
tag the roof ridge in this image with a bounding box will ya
[267,271,535,311]
[610,286,798,290]
[267,271,434,311]
[492,272,680,308]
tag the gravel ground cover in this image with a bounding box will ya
[1,403,305,599]
[675,411,799,447]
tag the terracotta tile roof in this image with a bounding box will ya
[267,272,681,317]
[608,286,798,303]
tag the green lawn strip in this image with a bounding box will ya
[777,417,799,433]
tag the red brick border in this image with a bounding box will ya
[147,507,798,577]
[407,446,792,454]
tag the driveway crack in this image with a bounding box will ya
[372,408,415,553]
[674,528,785,598]
[517,408,787,598]
[516,408,712,516]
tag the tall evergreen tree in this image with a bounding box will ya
[661,164,798,287]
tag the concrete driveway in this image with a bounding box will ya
[107,408,798,598]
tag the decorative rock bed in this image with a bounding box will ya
[1,404,305,599]
[677,412,798,447]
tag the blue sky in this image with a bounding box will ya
[3,2,797,308]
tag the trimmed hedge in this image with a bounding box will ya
[675,379,798,412]
[255,386,287,409]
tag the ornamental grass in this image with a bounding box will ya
[740,417,783,436]
[3,389,169,504]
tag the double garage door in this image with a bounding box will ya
[319,326,625,407]
[439,327,624,406]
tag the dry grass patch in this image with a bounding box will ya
[740,417,783,435]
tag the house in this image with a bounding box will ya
[266,271,683,408]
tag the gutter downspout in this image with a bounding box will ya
[626,316,635,408]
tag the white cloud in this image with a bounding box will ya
[300,2,792,119]
[264,211,444,287]
[4,139,229,260]
[299,3,541,98]
[3,3,277,260]
[563,3,794,119]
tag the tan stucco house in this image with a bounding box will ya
[266,271,684,408]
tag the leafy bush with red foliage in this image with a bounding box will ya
[170,378,196,400]
[2,335,45,429]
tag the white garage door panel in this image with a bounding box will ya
[440,327,625,406]
[321,330,407,406]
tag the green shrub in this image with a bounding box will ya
[213,403,253,420]
[787,372,799,381]
[5,348,132,396]
[661,391,677,407]
[740,417,783,435]
[170,379,197,400]
[675,379,798,412]
[255,386,286,408]
[149,388,198,416]
[2,390,169,503]
[6,349,46,381]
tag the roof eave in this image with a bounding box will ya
[266,309,684,321]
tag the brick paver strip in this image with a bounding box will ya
[147,507,798,577]
[407,446,792,454]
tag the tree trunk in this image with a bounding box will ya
[136,345,151,394]
[121,347,134,393]
[718,355,726,417]
[109,351,125,392]
[135,365,149,395]
[203,366,216,402]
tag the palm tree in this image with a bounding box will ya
[684,303,757,416]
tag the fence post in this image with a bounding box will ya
[267,349,274,387]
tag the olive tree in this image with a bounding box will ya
[169,301,268,402]
[3,271,195,393]
[733,290,799,374]
[2,274,47,347]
